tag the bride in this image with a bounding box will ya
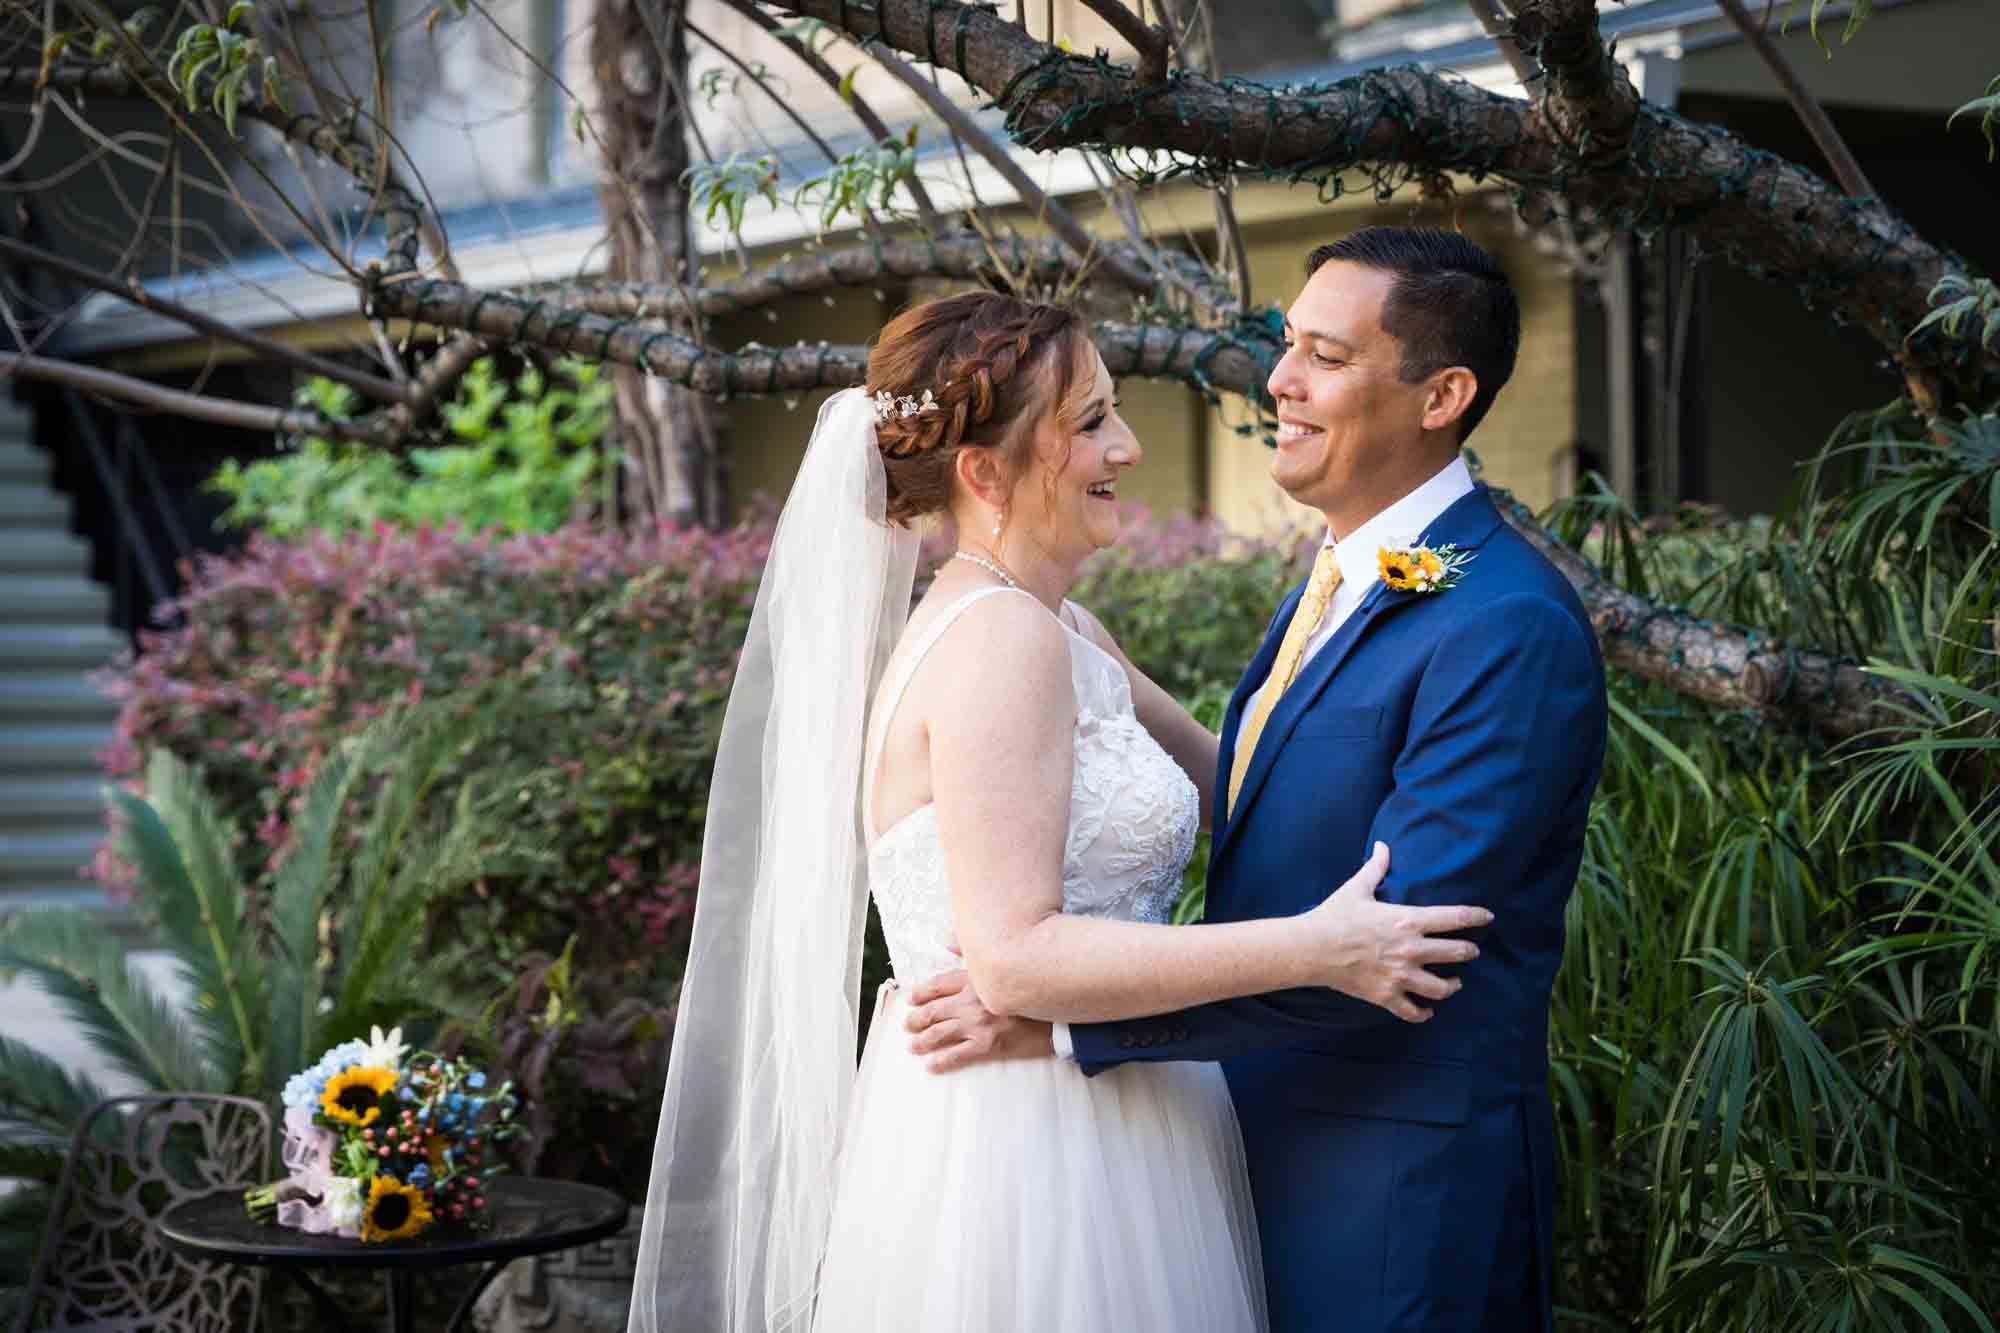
[627,293,1489,1333]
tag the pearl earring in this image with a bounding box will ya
[993,509,1004,538]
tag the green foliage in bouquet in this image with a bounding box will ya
[250,1029,517,1243]
[205,356,611,539]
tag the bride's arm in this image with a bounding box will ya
[1060,602,1221,829]
[930,595,1484,1025]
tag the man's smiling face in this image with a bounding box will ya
[1266,259,1439,535]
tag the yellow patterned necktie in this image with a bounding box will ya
[1228,545,1343,815]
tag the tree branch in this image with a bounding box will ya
[375,332,490,440]
[761,0,1994,391]
[1075,0,1170,85]
[530,229,1234,322]
[368,270,1267,398]
[713,0,942,221]
[7,62,434,281]
[1508,0,1639,167]
[686,18,845,172]
[0,235,410,406]
[1713,0,1876,201]
[1465,0,1538,89]
[0,352,393,444]
[854,34,1159,294]
[1486,487,1911,741]
[1157,0,1251,307]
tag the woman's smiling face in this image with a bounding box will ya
[1010,346,1141,561]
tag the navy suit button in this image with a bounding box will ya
[1118,1036,1135,1049]
[1171,1027,1188,1041]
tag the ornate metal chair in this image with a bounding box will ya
[13,1093,271,1333]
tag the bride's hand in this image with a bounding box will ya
[904,966,1054,1073]
[1303,842,1493,1023]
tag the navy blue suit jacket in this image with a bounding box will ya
[1070,485,1607,1333]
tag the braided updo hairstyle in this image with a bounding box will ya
[867,292,1092,527]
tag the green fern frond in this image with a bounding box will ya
[0,913,216,1094]
[0,1140,66,1186]
[337,765,549,1028]
[0,1035,113,1136]
[339,705,479,975]
[114,748,265,1090]
[266,741,365,1081]
[0,1182,51,1288]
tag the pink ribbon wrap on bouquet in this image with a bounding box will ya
[274,1105,362,1238]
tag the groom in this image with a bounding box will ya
[912,226,1607,1331]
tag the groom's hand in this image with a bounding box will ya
[904,969,1054,1073]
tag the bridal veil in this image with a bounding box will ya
[627,387,919,1333]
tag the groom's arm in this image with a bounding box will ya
[1065,593,1607,1073]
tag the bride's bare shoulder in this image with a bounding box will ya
[910,584,1072,719]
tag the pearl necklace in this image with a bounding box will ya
[950,549,1020,589]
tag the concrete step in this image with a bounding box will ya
[0,775,108,825]
[0,485,68,526]
[0,576,110,624]
[0,527,92,575]
[0,675,120,722]
[0,625,126,670]
[0,724,116,772]
[0,882,120,915]
[0,441,46,485]
[0,828,104,879]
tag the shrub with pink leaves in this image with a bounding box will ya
[95,517,770,986]
[94,503,1305,987]
[1071,505,1312,707]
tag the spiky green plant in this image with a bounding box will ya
[1543,402,2000,1330]
[0,696,551,1297]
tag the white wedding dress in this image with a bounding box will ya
[811,586,1268,1333]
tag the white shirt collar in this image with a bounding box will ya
[1324,455,1476,591]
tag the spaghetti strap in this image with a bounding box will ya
[862,584,1035,840]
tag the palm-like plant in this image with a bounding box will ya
[1545,402,2000,1330]
[0,698,549,1306]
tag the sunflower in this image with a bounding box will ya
[361,1174,434,1242]
[320,1065,397,1128]
[1378,546,1443,591]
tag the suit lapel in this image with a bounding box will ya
[1212,486,1506,868]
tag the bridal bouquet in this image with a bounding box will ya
[245,1027,518,1242]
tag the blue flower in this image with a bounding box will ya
[467,1073,486,1090]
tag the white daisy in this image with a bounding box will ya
[362,1025,409,1072]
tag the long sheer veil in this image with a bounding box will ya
[627,387,919,1333]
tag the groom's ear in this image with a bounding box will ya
[1422,366,1479,437]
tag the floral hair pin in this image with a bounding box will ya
[1377,541,1473,594]
[871,388,939,424]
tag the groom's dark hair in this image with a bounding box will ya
[1307,227,1520,442]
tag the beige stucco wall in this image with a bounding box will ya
[706,181,1578,532]
[1677,0,1997,115]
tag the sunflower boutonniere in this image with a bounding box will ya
[1377,541,1473,594]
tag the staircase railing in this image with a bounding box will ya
[0,128,191,635]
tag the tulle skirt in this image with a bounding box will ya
[812,986,1268,1333]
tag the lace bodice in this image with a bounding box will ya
[864,588,1200,983]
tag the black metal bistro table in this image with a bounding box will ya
[157,1176,627,1333]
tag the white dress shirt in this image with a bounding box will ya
[1050,456,1476,1060]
